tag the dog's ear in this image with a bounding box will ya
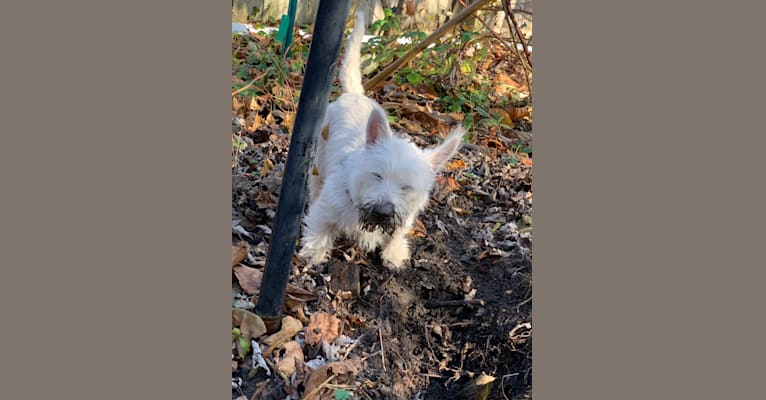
[427,126,464,172]
[366,107,392,146]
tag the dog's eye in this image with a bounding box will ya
[372,173,383,181]
[402,185,413,192]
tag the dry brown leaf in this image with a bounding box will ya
[275,340,305,378]
[346,315,367,328]
[455,372,496,400]
[446,159,466,171]
[399,118,423,134]
[246,112,264,132]
[262,316,303,350]
[409,218,427,238]
[490,108,513,126]
[284,298,310,324]
[304,312,340,346]
[286,285,319,302]
[233,265,262,295]
[517,154,532,166]
[260,157,274,177]
[232,241,249,268]
[303,360,363,400]
[282,111,295,132]
[232,96,244,113]
[507,105,531,121]
[232,309,267,339]
[248,96,260,112]
[265,112,275,125]
[433,176,460,202]
[255,190,277,209]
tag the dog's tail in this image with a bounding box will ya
[339,9,366,95]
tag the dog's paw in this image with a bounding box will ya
[381,243,409,271]
[298,247,329,264]
[381,257,408,271]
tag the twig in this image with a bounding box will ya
[516,296,532,310]
[378,328,387,371]
[339,338,361,361]
[502,0,532,100]
[231,72,267,97]
[364,0,493,91]
[457,0,516,55]
[500,373,519,400]
[424,298,485,308]
[359,350,381,362]
[503,0,532,68]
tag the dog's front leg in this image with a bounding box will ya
[299,199,339,264]
[381,229,410,270]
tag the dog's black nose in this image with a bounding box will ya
[371,201,395,219]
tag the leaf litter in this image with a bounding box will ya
[232,12,532,399]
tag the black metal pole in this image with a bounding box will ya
[254,0,353,329]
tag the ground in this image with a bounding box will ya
[231,23,532,400]
[232,118,531,399]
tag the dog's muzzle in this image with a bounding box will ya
[359,201,401,235]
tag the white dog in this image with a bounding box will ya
[299,9,464,270]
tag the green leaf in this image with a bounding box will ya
[459,60,472,74]
[238,336,251,355]
[335,389,351,400]
[406,72,423,85]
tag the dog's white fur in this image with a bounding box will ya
[299,9,464,269]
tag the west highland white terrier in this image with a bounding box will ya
[299,9,464,270]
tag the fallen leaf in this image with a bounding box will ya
[245,112,264,132]
[399,118,423,134]
[334,389,352,400]
[303,360,362,400]
[409,218,427,238]
[232,241,249,267]
[261,157,274,177]
[490,108,513,125]
[232,327,251,359]
[265,112,275,125]
[345,315,367,328]
[433,176,460,202]
[232,309,267,339]
[446,159,466,171]
[276,340,305,378]
[255,190,277,209]
[232,96,244,113]
[248,96,260,112]
[262,316,303,350]
[455,372,496,400]
[233,265,263,295]
[509,322,532,345]
[305,312,340,346]
[284,298,310,324]
[283,112,295,133]
[286,285,319,302]
[516,154,532,166]
[507,105,532,120]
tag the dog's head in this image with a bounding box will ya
[347,106,463,234]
